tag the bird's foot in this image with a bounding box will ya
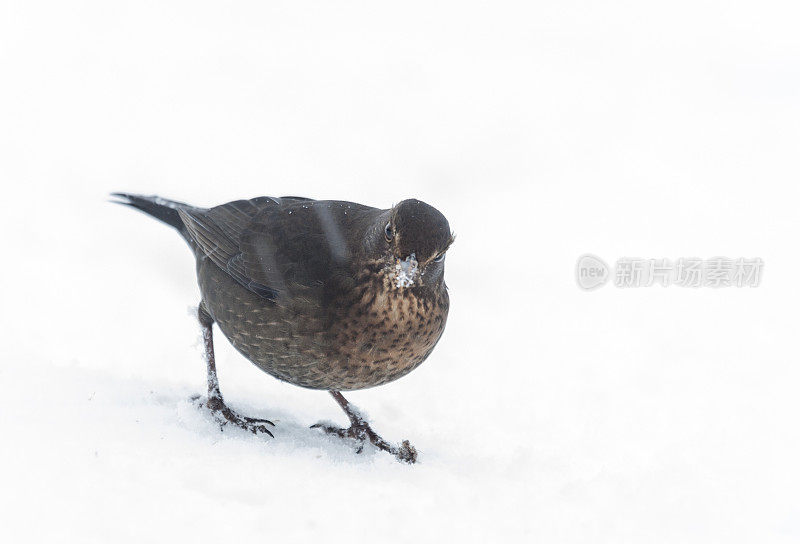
[311,420,417,463]
[191,394,275,437]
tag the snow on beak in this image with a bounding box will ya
[394,253,419,288]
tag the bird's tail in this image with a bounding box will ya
[111,193,192,240]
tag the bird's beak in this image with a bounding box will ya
[394,253,419,288]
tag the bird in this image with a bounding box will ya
[111,193,453,463]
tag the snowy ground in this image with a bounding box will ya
[2,1,800,542]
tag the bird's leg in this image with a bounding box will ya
[312,391,418,463]
[195,305,275,436]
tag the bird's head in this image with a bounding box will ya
[379,199,453,289]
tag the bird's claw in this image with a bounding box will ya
[311,422,418,464]
[243,415,276,426]
[193,394,275,437]
[395,440,418,464]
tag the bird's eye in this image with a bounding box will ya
[384,222,393,242]
[433,252,446,263]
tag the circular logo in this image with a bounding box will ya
[575,254,609,290]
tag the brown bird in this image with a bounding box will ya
[112,193,453,463]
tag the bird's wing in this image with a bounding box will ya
[179,197,291,300]
[179,196,330,301]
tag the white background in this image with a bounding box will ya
[2,1,799,542]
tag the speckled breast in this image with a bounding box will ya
[323,272,449,390]
[198,257,449,391]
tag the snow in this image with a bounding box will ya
[395,253,419,288]
[2,1,800,542]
